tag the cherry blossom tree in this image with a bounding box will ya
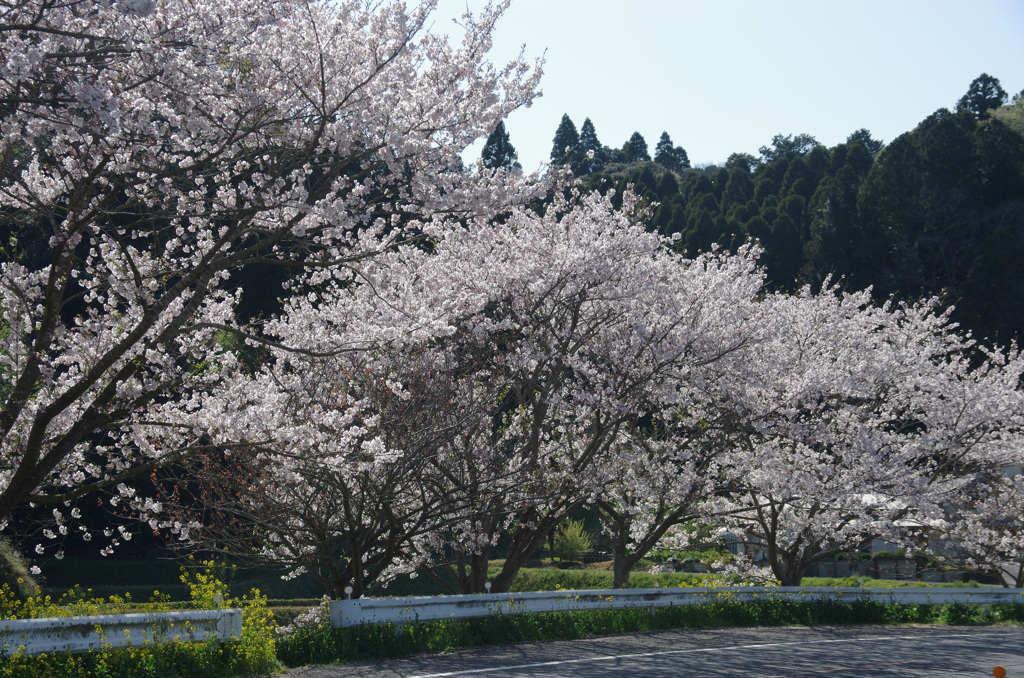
[154,346,497,598]
[594,429,728,589]
[400,194,763,593]
[0,0,541,554]
[933,473,1024,587]
[710,288,1024,585]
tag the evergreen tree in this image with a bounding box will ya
[721,165,754,208]
[725,152,758,173]
[622,131,651,162]
[759,133,821,162]
[754,177,778,204]
[576,117,607,173]
[960,230,1024,343]
[635,164,658,201]
[550,113,580,165]
[804,167,864,284]
[655,133,679,168]
[846,128,884,155]
[956,73,1007,119]
[653,131,690,173]
[481,120,520,170]
[655,171,680,199]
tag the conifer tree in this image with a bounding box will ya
[956,73,1007,119]
[654,132,689,172]
[579,118,601,154]
[846,128,884,155]
[550,114,580,165]
[622,131,651,163]
[576,117,607,173]
[482,120,521,170]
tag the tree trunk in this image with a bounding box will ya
[999,561,1024,588]
[467,551,491,593]
[0,538,37,599]
[611,528,635,589]
[490,510,563,593]
[612,553,641,589]
[771,551,812,586]
[777,565,807,587]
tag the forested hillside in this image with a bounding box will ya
[489,73,1024,345]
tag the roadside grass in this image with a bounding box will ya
[496,567,980,593]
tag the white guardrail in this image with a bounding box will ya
[0,608,242,656]
[330,586,1024,628]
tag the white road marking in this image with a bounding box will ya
[404,632,983,677]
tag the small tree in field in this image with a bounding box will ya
[555,519,592,564]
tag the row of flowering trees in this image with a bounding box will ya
[2,0,1023,595]
[156,189,1024,595]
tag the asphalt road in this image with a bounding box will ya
[283,625,1024,678]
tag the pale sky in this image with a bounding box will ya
[427,0,1024,169]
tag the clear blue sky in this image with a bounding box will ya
[427,0,1024,169]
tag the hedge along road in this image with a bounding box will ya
[283,625,1024,677]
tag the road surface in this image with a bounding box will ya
[283,625,1024,677]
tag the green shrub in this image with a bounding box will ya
[554,519,592,563]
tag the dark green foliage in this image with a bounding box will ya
[725,152,758,173]
[655,171,679,199]
[552,83,1022,343]
[758,133,821,162]
[804,167,863,283]
[481,121,520,170]
[753,177,777,204]
[528,75,1024,348]
[576,117,608,173]
[956,72,1008,118]
[653,132,690,172]
[720,165,754,208]
[550,114,580,165]
[959,230,1024,344]
[846,128,884,155]
[634,163,658,200]
[855,106,1024,340]
[622,131,651,163]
